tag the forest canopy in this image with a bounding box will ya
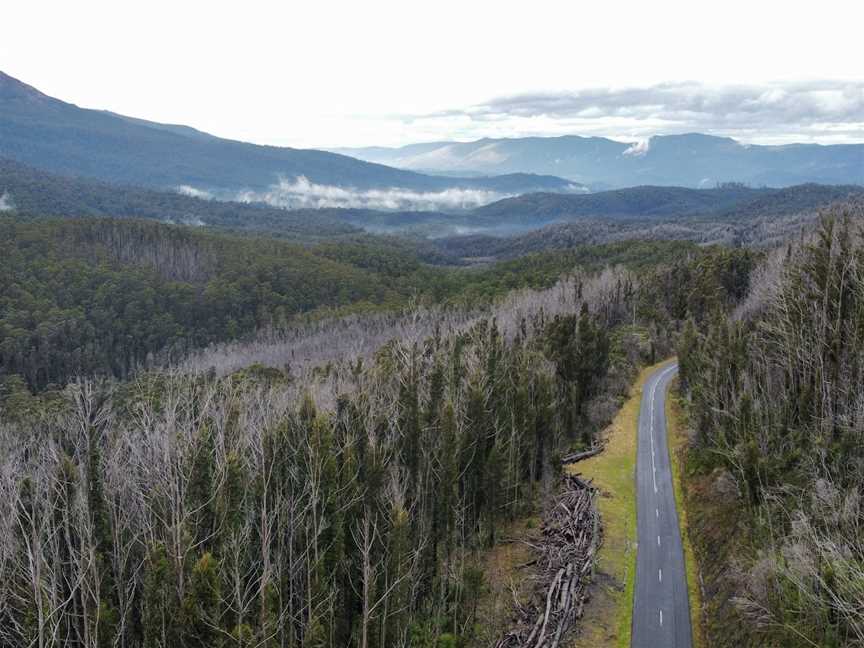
[0,227,753,647]
[677,207,864,647]
[0,214,704,390]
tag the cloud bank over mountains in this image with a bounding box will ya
[234,176,515,211]
[0,191,14,211]
[401,81,864,145]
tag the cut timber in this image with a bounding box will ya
[561,446,603,464]
[493,474,601,648]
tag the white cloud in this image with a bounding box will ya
[176,185,213,200]
[623,138,652,157]
[236,176,510,211]
[0,191,14,211]
[401,81,864,146]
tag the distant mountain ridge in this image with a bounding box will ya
[4,155,859,241]
[333,133,864,188]
[329,182,864,239]
[470,184,761,225]
[0,157,361,239]
[0,71,582,204]
[431,184,864,259]
[470,183,864,226]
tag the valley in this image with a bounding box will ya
[1,48,863,648]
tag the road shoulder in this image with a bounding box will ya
[665,383,705,648]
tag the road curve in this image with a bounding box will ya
[632,363,692,648]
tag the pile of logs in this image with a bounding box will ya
[493,474,601,648]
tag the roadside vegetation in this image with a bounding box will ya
[677,206,864,646]
[665,386,704,648]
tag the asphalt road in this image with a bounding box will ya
[632,363,692,648]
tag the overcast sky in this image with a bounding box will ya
[2,0,863,148]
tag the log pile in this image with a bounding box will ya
[493,474,600,648]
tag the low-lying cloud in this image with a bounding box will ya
[237,176,510,211]
[0,191,14,211]
[623,139,651,156]
[406,81,864,145]
[177,185,214,200]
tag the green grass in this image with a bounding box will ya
[665,384,705,648]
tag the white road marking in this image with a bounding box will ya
[650,427,657,493]
[647,367,675,494]
[660,609,664,626]
[656,508,659,518]
[650,374,657,493]
[659,568,663,582]
[657,535,661,546]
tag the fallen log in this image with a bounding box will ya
[560,446,602,464]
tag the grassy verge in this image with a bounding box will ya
[468,512,542,646]
[665,384,705,648]
[568,358,674,648]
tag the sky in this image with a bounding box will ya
[2,0,863,148]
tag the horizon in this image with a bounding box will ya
[2,0,863,149]
[2,67,863,153]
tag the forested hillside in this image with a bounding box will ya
[0,158,361,239]
[0,215,703,391]
[3,166,859,646]
[342,182,863,240]
[677,206,864,647]
[4,156,859,247]
[429,184,864,260]
[0,218,409,389]
[472,183,763,224]
[470,183,864,228]
[0,215,753,647]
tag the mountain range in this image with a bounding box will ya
[333,133,864,188]
[4,152,860,241]
[0,71,581,208]
[2,69,861,222]
[366,183,864,234]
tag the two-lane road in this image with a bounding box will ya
[632,363,692,648]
